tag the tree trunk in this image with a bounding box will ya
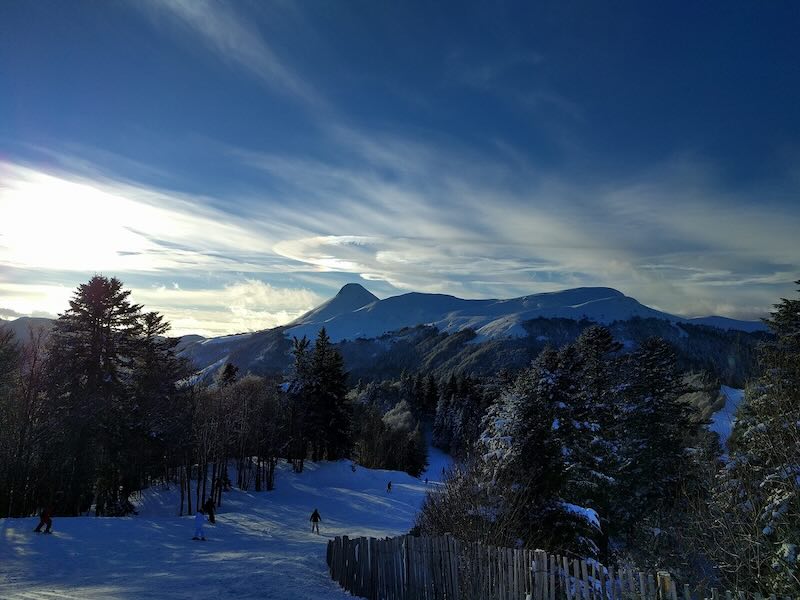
[186,458,192,515]
[267,457,276,491]
[201,462,208,505]
[179,465,185,516]
[195,462,201,513]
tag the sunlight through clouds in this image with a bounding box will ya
[0,161,279,273]
[130,279,322,337]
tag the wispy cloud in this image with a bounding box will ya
[236,130,799,319]
[140,0,325,109]
[447,50,545,89]
[446,49,583,121]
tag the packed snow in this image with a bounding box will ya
[0,448,451,599]
[710,385,745,444]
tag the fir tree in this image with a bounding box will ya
[615,338,694,544]
[44,276,185,514]
[563,326,622,537]
[308,328,351,460]
[217,362,239,387]
[288,336,312,472]
[477,347,597,553]
[425,374,439,415]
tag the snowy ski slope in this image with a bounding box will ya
[0,449,450,600]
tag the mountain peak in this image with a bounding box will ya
[335,283,378,302]
[290,283,378,326]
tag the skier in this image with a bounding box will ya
[33,503,54,534]
[310,508,321,535]
[202,497,216,524]
[387,481,392,493]
[193,509,207,541]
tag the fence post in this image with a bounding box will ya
[657,572,672,600]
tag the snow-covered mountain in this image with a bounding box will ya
[285,284,765,342]
[173,283,767,381]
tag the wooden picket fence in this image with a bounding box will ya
[327,534,797,600]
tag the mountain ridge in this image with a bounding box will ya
[285,283,765,342]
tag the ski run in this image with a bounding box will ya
[0,448,450,600]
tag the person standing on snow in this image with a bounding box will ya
[202,497,216,524]
[310,509,321,534]
[193,509,207,540]
[387,481,392,493]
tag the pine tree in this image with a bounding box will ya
[43,276,186,515]
[615,338,694,543]
[563,327,621,531]
[432,374,458,450]
[477,347,597,553]
[45,276,145,513]
[307,328,351,460]
[425,374,439,415]
[288,336,312,472]
[411,372,425,413]
[217,362,239,387]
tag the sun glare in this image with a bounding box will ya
[1,167,156,272]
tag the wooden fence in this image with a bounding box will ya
[327,534,796,600]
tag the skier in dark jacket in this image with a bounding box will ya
[310,509,321,534]
[34,505,54,533]
[202,498,216,524]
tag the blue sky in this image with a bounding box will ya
[1,1,798,336]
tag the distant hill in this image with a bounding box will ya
[686,315,766,333]
[0,316,54,342]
